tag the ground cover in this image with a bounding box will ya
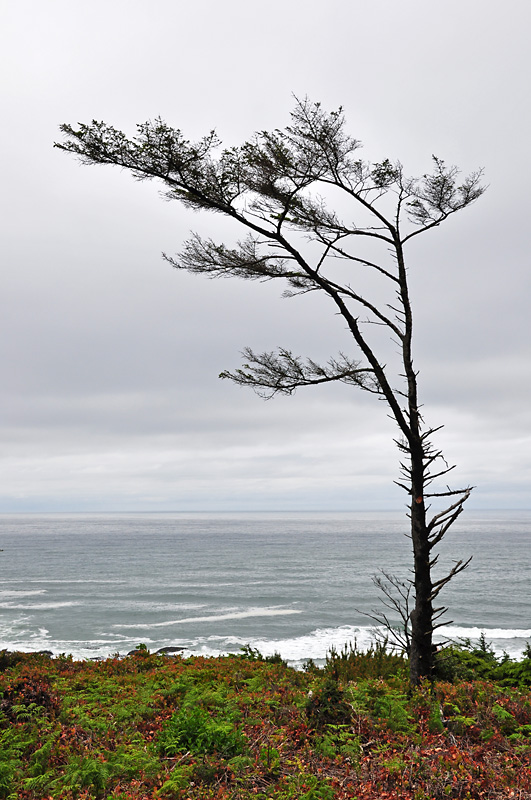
[0,644,530,799]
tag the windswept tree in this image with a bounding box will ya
[56,99,484,684]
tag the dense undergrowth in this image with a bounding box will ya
[0,642,530,799]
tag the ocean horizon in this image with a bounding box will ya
[1,509,529,665]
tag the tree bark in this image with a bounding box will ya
[409,476,434,684]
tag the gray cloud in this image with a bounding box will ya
[1,0,530,510]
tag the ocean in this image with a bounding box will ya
[0,510,529,666]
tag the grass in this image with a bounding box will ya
[0,643,529,799]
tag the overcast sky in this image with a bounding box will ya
[1,0,530,512]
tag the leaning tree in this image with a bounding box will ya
[56,99,484,684]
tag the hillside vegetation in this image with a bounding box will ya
[0,642,530,799]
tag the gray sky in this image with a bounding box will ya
[1,0,530,511]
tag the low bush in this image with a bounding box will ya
[436,636,531,686]
[158,704,247,758]
[306,676,352,729]
[325,641,408,682]
[0,648,529,798]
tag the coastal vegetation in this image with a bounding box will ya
[1,642,530,799]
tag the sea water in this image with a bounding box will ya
[0,511,529,666]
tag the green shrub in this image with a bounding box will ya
[435,637,531,687]
[227,754,254,779]
[54,745,160,798]
[259,744,280,775]
[314,723,361,762]
[58,755,113,796]
[348,679,415,734]
[156,764,194,797]
[306,676,352,729]
[239,644,263,661]
[276,771,335,799]
[325,641,407,682]
[492,702,518,735]
[27,732,58,776]
[238,644,287,666]
[0,758,19,800]
[508,723,531,743]
[0,651,25,672]
[158,704,246,758]
[427,701,445,733]
[22,771,55,795]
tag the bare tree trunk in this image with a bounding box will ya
[395,239,435,684]
[409,485,434,684]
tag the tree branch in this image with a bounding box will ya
[219,347,380,398]
[429,557,472,601]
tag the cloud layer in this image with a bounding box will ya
[1,0,530,510]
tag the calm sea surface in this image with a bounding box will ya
[1,511,529,665]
